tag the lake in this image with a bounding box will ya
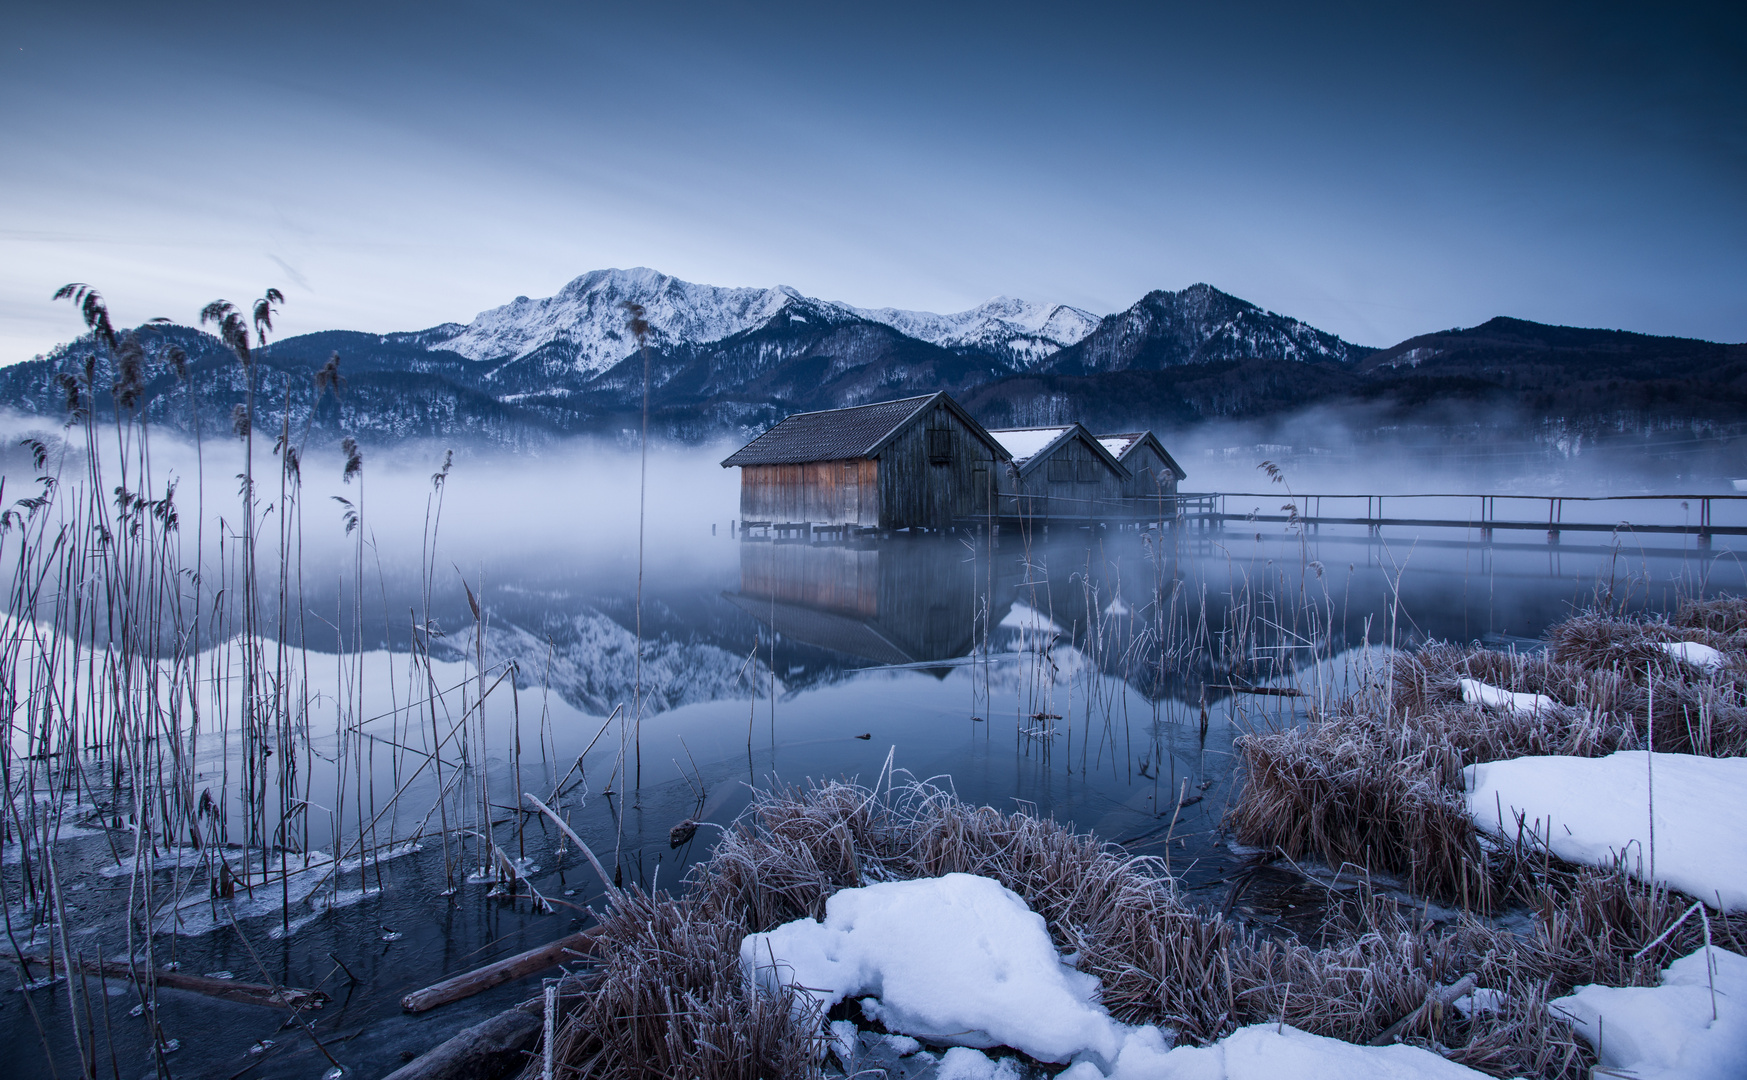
[3,437,1741,1079]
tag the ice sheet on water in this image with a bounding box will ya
[829,1019,858,1069]
[1551,946,1747,1080]
[1464,751,1747,910]
[154,840,424,937]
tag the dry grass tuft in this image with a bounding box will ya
[1673,594,1747,635]
[536,886,823,1080]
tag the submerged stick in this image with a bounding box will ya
[4,952,327,1010]
[400,927,603,1013]
[523,793,618,899]
[1210,684,1306,698]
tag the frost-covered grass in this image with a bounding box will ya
[1217,601,1747,1080]
[1228,602,1747,906]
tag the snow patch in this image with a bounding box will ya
[935,1046,1024,1079]
[743,873,1123,1064]
[988,427,1071,465]
[999,602,1064,638]
[1057,1023,1491,1079]
[1464,752,1747,910]
[1551,946,1747,1080]
[1458,678,1558,717]
[1657,640,1726,673]
[849,296,1100,359]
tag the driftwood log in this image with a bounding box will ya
[380,1005,543,1080]
[400,926,604,1013]
[5,952,327,1009]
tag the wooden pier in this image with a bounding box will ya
[739,491,1745,542]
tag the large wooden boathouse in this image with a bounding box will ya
[720,392,1011,532]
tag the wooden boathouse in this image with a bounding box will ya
[986,424,1131,522]
[721,392,1011,532]
[1097,431,1188,500]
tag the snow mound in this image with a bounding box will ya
[1657,640,1727,673]
[1458,678,1558,716]
[937,1046,1024,1079]
[1551,946,1747,1080]
[1464,751,1747,910]
[741,872,1125,1064]
[1053,1023,1491,1079]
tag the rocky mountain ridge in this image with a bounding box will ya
[4,272,1740,451]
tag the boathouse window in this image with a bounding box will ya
[927,427,952,464]
[1076,458,1099,484]
[1047,458,1073,483]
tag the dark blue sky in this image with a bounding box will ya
[3,1,1742,360]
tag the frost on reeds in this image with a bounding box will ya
[1231,602,1747,896]
[1227,601,1747,978]
[537,780,1590,1080]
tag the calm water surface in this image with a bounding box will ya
[7,502,1741,1079]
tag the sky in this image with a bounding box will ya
[2,1,1743,363]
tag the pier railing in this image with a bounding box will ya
[1197,491,1746,539]
[742,491,1745,539]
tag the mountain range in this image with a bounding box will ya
[3,268,1743,451]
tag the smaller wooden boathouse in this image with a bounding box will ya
[721,393,1011,532]
[986,424,1131,521]
[1097,431,1188,500]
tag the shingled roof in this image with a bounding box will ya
[721,393,1008,467]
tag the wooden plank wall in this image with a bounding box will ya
[876,401,997,530]
[1118,444,1181,500]
[739,459,880,526]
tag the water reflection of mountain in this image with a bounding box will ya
[385,526,1739,717]
[723,536,987,672]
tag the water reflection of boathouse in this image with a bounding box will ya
[723,536,987,668]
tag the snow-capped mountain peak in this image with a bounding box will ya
[846,295,1101,366]
[427,268,804,375]
[419,270,1104,377]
